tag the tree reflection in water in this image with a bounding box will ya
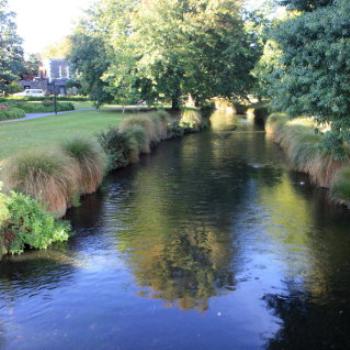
[128,226,234,311]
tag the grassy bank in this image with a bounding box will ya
[266,113,350,207]
[0,110,126,161]
[0,109,206,257]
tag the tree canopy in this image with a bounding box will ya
[259,0,350,155]
[0,0,24,94]
[69,0,261,108]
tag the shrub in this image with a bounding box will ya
[5,101,74,113]
[330,167,350,207]
[0,192,70,255]
[56,102,75,112]
[0,107,25,121]
[97,128,135,170]
[62,138,106,195]
[2,150,79,217]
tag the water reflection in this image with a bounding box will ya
[123,227,234,311]
[209,109,237,132]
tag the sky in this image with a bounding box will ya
[9,0,266,55]
[9,0,93,54]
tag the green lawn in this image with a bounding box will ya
[0,109,125,161]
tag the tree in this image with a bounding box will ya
[118,0,261,108]
[72,0,261,109]
[267,0,350,156]
[22,53,41,79]
[278,0,333,11]
[0,0,24,94]
[41,37,72,59]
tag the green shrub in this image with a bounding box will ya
[4,101,74,113]
[56,102,75,112]
[3,150,79,217]
[330,167,350,206]
[62,138,106,195]
[0,192,70,255]
[97,128,135,170]
[0,107,25,121]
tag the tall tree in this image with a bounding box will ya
[266,0,350,156]
[22,53,41,79]
[0,0,24,94]
[71,0,261,108]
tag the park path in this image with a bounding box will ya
[0,108,95,124]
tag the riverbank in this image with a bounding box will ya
[0,109,207,258]
[266,113,350,208]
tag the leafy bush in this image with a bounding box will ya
[0,192,70,255]
[97,128,135,170]
[3,150,79,217]
[62,138,106,195]
[0,107,25,121]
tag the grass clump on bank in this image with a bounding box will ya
[0,191,70,257]
[330,167,350,208]
[62,138,106,195]
[266,113,349,188]
[2,150,79,218]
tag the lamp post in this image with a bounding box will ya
[53,80,58,115]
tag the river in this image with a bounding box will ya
[1,110,350,349]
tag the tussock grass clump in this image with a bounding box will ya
[266,114,346,188]
[330,167,350,207]
[62,138,106,195]
[123,125,147,162]
[179,110,203,132]
[119,114,158,147]
[2,150,79,217]
[153,110,171,140]
[265,113,289,139]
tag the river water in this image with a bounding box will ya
[1,111,350,350]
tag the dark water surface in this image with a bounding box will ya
[1,111,350,350]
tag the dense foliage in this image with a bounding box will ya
[0,191,70,256]
[260,0,350,157]
[0,0,24,94]
[69,0,261,108]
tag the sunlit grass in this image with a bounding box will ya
[0,110,125,161]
